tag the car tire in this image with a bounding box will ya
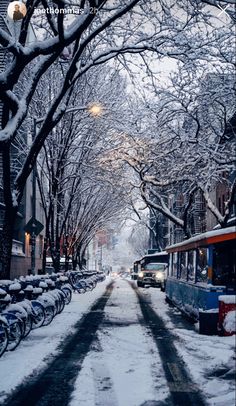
[137,282,143,287]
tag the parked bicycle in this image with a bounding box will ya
[0,269,106,357]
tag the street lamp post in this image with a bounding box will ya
[30,103,103,274]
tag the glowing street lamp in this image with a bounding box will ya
[88,103,103,117]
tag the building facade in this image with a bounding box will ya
[0,1,44,278]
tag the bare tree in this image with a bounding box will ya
[37,63,130,270]
[129,215,150,257]
[100,64,235,238]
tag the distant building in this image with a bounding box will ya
[86,228,118,271]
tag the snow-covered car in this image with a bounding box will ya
[137,263,167,290]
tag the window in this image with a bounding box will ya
[213,241,236,287]
[172,252,178,277]
[179,251,188,280]
[168,254,173,277]
[145,263,166,271]
[187,250,196,282]
[196,248,208,283]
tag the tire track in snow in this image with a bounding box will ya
[130,281,207,406]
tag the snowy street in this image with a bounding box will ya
[0,277,235,406]
[0,2,235,405]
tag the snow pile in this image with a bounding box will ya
[0,280,12,286]
[39,281,48,289]
[223,310,236,334]
[0,288,7,296]
[9,282,21,291]
[7,304,28,318]
[33,287,43,294]
[59,276,68,282]
[219,295,236,304]
[0,294,11,303]
[199,308,218,313]
[24,285,33,291]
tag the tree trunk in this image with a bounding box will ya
[71,241,77,270]
[42,217,51,273]
[42,236,48,273]
[72,255,77,270]
[0,143,18,280]
[51,235,61,272]
[77,244,87,270]
[0,208,17,279]
[75,244,83,270]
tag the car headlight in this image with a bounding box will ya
[156,272,164,280]
[138,271,144,278]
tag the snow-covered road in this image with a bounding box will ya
[70,278,169,406]
[0,277,235,406]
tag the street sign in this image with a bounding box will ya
[24,217,44,236]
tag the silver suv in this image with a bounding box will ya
[137,262,167,291]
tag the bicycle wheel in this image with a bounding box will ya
[55,290,65,313]
[89,281,97,290]
[71,281,83,294]
[31,300,45,329]
[23,314,33,337]
[48,291,62,315]
[43,305,54,326]
[2,313,22,351]
[17,301,33,337]
[47,294,58,317]
[0,320,8,357]
[6,307,27,338]
[76,287,86,294]
[8,321,22,351]
[83,282,93,292]
[61,287,72,304]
